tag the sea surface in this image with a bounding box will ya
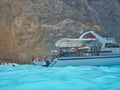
[0,64,120,90]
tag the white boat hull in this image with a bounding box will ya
[48,55,120,67]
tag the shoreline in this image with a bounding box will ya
[0,59,32,65]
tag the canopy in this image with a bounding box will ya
[55,38,96,48]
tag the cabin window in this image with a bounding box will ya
[105,43,120,48]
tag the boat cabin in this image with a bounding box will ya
[55,31,120,57]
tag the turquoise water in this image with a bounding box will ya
[0,65,120,90]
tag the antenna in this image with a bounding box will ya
[80,29,84,34]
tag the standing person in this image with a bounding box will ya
[32,55,35,62]
[32,55,38,62]
[38,56,42,61]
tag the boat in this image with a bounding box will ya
[45,31,120,67]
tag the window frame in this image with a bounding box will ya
[105,43,120,48]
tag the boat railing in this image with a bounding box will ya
[58,50,114,57]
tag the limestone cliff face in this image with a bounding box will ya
[0,0,120,63]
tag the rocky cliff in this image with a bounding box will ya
[0,0,120,63]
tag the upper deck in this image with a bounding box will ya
[55,31,120,56]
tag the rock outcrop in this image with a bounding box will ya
[0,0,120,63]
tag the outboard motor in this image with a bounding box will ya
[42,60,50,67]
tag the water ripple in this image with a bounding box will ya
[0,65,120,90]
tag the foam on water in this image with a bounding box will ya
[0,64,120,90]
